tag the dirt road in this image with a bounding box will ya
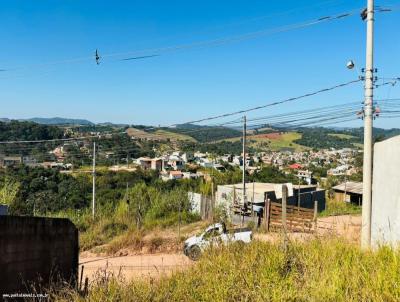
[79,253,192,282]
[79,215,361,283]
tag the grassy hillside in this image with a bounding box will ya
[57,238,400,301]
[154,129,197,142]
[126,127,195,142]
[127,126,400,151]
[220,131,307,152]
[328,133,356,140]
[260,132,306,151]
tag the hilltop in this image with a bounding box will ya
[2,119,400,154]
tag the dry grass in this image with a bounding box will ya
[54,236,400,302]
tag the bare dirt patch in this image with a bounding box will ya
[79,216,361,283]
[253,132,282,140]
[255,214,361,244]
[79,253,192,282]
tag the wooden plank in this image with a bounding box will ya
[270,207,313,215]
[270,216,312,223]
[270,211,313,220]
[265,195,270,232]
[281,185,287,232]
[288,213,314,220]
[270,217,313,226]
[269,209,313,216]
[270,203,315,213]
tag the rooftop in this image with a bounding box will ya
[170,171,183,176]
[333,181,363,195]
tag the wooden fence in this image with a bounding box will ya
[264,184,318,233]
[267,202,315,232]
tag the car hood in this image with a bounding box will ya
[185,235,201,247]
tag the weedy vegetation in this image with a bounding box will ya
[53,237,400,302]
[53,183,200,253]
[319,198,362,217]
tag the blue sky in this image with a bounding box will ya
[0,0,399,128]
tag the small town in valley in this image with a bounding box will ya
[1,1,400,301]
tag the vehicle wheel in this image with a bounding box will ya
[188,245,202,261]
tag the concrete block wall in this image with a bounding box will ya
[372,135,400,247]
[0,216,78,295]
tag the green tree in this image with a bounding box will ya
[0,177,20,206]
[127,183,151,229]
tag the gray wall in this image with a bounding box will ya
[0,204,8,215]
[371,135,400,247]
[0,216,78,295]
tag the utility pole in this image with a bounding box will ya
[242,115,247,210]
[92,141,96,219]
[361,0,374,249]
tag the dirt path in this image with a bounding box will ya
[79,253,192,283]
[79,215,361,283]
[317,214,361,242]
[255,214,362,244]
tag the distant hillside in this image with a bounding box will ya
[28,117,94,125]
[0,120,65,141]
[220,131,306,152]
[165,124,242,143]
[288,127,400,149]
[126,127,195,142]
[210,125,400,151]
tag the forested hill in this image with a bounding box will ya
[0,120,65,141]
[291,127,400,149]
[28,117,94,125]
[160,124,242,143]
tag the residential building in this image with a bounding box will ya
[168,156,185,170]
[0,156,22,167]
[216,182,326,217]
[151,158,164,171]
[297,170,313,185]
[332,181,363,205]
[160,170,184,181]
[136,157,152,170]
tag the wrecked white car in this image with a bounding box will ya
[183,222,252,261]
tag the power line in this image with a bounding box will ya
[106,8,363,60]
[0,7,372,73]
[172,79,362,125]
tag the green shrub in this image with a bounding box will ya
[52,185,200,252]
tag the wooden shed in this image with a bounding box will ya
[332,181,363,205]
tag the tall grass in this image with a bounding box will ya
[55,237,400,301]
[51,185,200,252]
[319,198,362,217]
